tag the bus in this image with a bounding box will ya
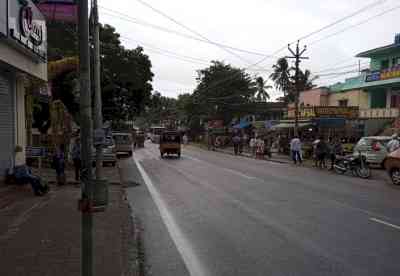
[149,126,166,143]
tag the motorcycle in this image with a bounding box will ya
[333,151,371,179]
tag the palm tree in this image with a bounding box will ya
[254,76,272,102]
[269,58,293,103]
[298,69,318,91]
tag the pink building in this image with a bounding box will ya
[299,87,329,107]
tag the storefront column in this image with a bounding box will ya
[14,75,26,166]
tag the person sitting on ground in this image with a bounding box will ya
[13,164,49,196]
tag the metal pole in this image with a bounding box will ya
[294,42,300,137]
[93,0,103,180]
[78,0,93,275]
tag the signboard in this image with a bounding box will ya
[314,106,359,119]
[288,106,359,119]
[8,0,47,60]
[0,0,7,36]
[37,1,77,22]
[208,120,224,129]
[366,65,400,82]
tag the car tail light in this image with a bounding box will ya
[372,142,380,151]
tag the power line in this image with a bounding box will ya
[99,6,274,58]
[133,0,273,71]
[119,36,211,64]
[309,4,400,46]
[314,61,369,74]
[297,0,387,41]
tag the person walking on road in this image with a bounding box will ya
[232,133,241,155]
[387,134,400,153]
[53,144,66,185]
[290,136,302,165]
[328,137,343,170]
[250,136,256,157]
[71,138,81,182]
[316,136,328,169]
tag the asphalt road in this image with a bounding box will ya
[122,142,400,276]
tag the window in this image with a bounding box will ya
[338,99,348,107]
[392,57,400,66]
[381,59,390,70]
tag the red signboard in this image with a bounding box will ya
[37,3,77,22]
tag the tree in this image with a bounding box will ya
[254,76,272,102]
[270,58,293,103]
[193,61,256,124]
[298,69,318,91]
[47,22,154,123]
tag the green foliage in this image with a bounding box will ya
[254,76,272,102]
[47,22,154,122]
[192,61,256,124]
[270,58,317,103]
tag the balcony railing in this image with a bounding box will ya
[359,108,399,118]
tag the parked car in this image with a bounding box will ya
[92,137,117,166]
[112,132,133,156]
[383,147,400,185]
[353,136,391,166]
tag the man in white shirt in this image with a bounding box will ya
[290,136,302,165]
[387,134,400,153]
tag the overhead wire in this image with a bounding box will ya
[99,0,394,97]
[308,4,400,46]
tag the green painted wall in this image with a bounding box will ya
[369,88,386,108]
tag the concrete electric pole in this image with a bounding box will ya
[78,0,94,275]
[287,40,309,136]
[92,0,103,180]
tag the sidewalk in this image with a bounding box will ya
[0,165,140,276]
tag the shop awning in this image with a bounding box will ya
[233,121,251,129]
[314,118,345,128]
[271,121,312,130]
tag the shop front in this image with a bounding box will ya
[0,0,47,178]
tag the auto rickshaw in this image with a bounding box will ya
[159,131,181,158]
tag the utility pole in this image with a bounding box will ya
[78,0,94,275]
[286,40,309,136]
[92,0,103,180]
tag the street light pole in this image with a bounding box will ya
[78,0,94,275]
[287,41,309,136]
[93,0,103,180]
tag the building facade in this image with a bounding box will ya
[0,0,47,178]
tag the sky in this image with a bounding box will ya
[97,0,400,100]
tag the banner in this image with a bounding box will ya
[37,1,77,22]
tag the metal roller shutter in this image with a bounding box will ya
[0,74,14,176]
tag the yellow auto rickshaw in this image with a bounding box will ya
[159,131,181,158]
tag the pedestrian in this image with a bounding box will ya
[182,133,188,145]
[14,164,49,196]
[387,134,400,153]
[255,137,265,159]
[52,144,66,185]
[290,135,302,165]
[71,138,81,182]
[315,136,328,169]
[264,136,272,158]
[250,136,256,157]
[232,133,241,155]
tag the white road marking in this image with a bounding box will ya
[184,154,257,180]
[133,156,207,276]
[223,168,257,180]
[370,218,400,230]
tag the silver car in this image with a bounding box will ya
[353,136,391,166]
[92,137,117,166]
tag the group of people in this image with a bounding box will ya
[290,135,343,169]
[231,132,273,159]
